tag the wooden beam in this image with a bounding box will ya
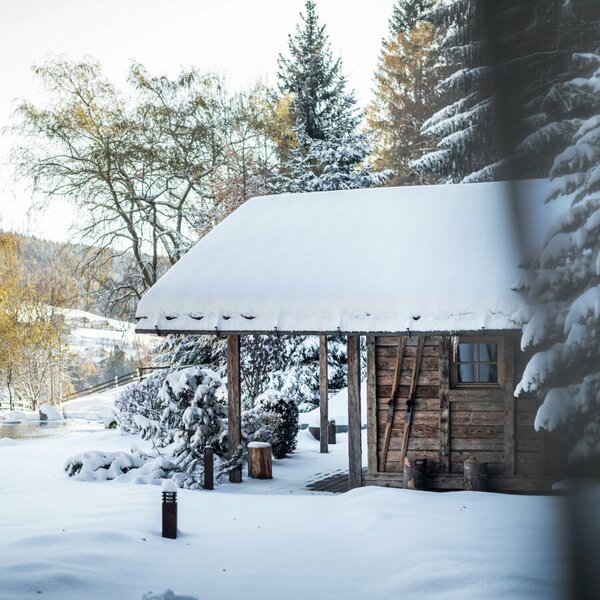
[439,336,451,473]
[504,336,516,477]
[227,334,242,483]
[366,336,378,474]
[319,335,329,453]
[347,335,362,490]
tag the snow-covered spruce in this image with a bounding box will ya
[276,1,388,193]
[517,52,600,464]
[144,367,230,488]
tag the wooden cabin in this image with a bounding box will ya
[135,179,566,493]
[365,333,557,492]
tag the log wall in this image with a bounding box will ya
[367,334,556,493]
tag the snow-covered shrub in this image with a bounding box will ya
[114,370,166,435]
[67,367,237,489]
[253,389,299,459]
[242,406,281,448]
[65,451,145,481]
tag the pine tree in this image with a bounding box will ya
[516,52,600,466]
[277,0,348,142]
[277,0,385,191]
[413,0,600,183]
[367,0,444,184]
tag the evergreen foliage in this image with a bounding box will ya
[389,0,436,33]
[241,335,288,406]
[155,335,226,373]
[142,367,229,489]
[277,0,386,191]
[268,336,347,409]
[414,0,600,183]
[368,0,444,184]
[517,52,600,465]
[277,0,350,142]
[114,370,166,435]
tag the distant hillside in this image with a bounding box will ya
[61,307,160,391]
[7,231,138,320]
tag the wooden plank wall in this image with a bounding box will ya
[375,336,443,474]
[371,334,554,492]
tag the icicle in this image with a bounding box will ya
[451,335,459,361]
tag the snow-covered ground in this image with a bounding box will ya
[0,426,566,600]
[300,382,367,428]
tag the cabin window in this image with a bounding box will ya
[451,336,503,387]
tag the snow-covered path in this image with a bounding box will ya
[0,429,566,600]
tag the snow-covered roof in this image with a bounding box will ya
[136,179,565,335]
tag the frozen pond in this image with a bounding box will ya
[0,419,105,441]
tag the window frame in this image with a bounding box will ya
[450,335,505,389]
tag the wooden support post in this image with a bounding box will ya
[227,334,242,483]
[402,458,427,490]
[439,336,451,473]
[366,336,378,474]
[347,335,362,490]
[319,335,329,453]
[464,459,488,491]
[504,337,516,477]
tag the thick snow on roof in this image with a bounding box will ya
[136,179,565,335]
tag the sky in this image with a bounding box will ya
[0,0,396,243]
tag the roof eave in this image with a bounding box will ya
[135,326,523,337]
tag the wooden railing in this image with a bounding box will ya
[62,366,167,401]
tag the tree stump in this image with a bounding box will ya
[464,459,488,491]
[402,457,427,490]
[248,442,273,479]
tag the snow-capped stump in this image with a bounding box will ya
[247,442,272,480]
[39,403,63,421]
